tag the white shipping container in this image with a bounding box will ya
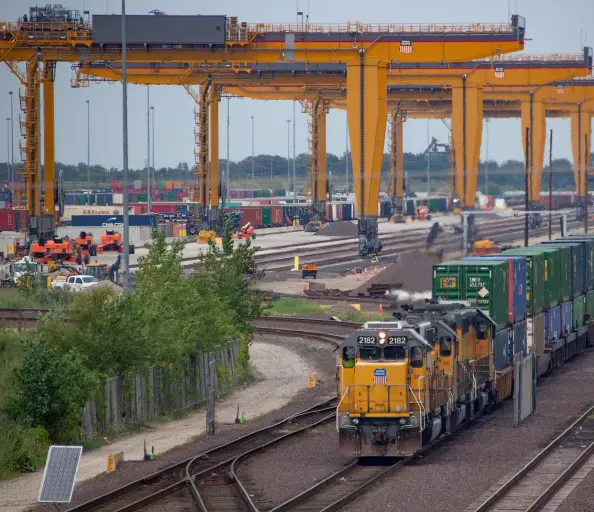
[113,193,123,204]
[62,205,124,222]
[331,204,338,220]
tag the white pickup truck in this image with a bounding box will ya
[51,275,99,292]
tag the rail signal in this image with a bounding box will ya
[494,67,505,79]
[400,40,413,54]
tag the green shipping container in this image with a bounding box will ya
[166,191,176,201]
[106,193,114,205]
[527,246,563,307]
[76,194,87,205]
[157,180,166,190]
[573,295,587,329]
[138,193,148,202]
[274,189,285,197]
[501,248,546,315]
[587,290,594,320]
[262,207,272,226]
[432,260,509,327]
[559,237,594,291]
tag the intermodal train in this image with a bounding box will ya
[336,234,594,457]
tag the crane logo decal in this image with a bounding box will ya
[102,217,124,228]
[494,67,505,79]
[399,40,413,54]
[556,84,565,94]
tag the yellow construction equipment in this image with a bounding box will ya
[197,230,217,243]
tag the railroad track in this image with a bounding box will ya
[471,403,594,512]
[68,399,337,512]
[186,402,337,511]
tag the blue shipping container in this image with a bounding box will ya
[540,242,586,298]
[561,301,573,336]
[71,214,158,228]
[462,256,527,323]
[545,305,561,342]
[493,328,511,372]
[512,320,527,358]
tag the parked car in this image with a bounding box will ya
[51,274,99,292]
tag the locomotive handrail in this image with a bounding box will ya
[408,384,426,431]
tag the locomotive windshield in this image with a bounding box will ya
[359,347,381,360]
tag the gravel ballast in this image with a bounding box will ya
[314,221,358,237]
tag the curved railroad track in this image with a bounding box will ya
[67,399,337,512]
[470,403,594,512]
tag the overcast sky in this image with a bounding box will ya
[0,0,593,171]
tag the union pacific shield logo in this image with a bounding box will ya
[373,368,387,385]
[400,40,412,54]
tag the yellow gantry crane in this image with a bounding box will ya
[0,7,526,251]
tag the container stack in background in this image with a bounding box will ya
[432,234,594,375]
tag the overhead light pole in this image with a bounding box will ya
[251,115,255,195]
[286,119,291,196]
[225,96,230,203]
[8,91,14,195]
[121,0,130,293]
[5,117,9,184]
[151,105,155,194]
[345,121,349,195]
[292,101,296,197]
[146,86,151,213]
[86,99,91,205]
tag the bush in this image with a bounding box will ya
[0,418,49,478]
[3,339,98,442]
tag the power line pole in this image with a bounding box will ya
[5,118,9,184]
[86,100,91,206]
[121,0,130,293]
[151,105,155,196]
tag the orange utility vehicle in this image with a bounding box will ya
[232,222,256,240]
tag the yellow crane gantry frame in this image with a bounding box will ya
[0,12,526,242]
[80,51,591,215]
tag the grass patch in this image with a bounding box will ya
[0,288,73,309]
[336,311,387,322]
[265,298,324,316]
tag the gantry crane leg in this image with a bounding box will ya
[521,98,546,205]
[43,61,56,234]
[20,60,43,237]
[346,60,387,256]
[571,107,592,204]
[209,86,220,230]
[196,81,210,226]
[389,107,404,215]
[452,80,483,208]
[311,96,328,221]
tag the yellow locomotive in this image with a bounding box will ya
[336,303,506,457]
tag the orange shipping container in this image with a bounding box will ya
[271,206,283,226]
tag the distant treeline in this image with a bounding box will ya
[0,151,592,194]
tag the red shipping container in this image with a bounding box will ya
[337,204,343,220]
[176,192,183,201]
[240,207,262,228]
[0,210,16,231]
[150,203,177,213]
[271,206,283,226]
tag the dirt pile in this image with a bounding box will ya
[352,250,440,296]
[313,221,358,237]
[327,302,359,316]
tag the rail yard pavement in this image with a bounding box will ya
[0,342,314,512]
[256,268,378,294]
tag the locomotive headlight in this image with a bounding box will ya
[378,331,387,345]
[352,418,360,425]
[399,418,407,425]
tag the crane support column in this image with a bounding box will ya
[194,80,211,223]
[571,106,592,204]
[43,61,56,231]
[347,58,387,256]
[209,86,220,229]
[311,96,328,220]
[521,96,546,205]
[452,78,483,208]
[20,60,42,236]
[389,107,404,214]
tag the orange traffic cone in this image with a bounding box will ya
[356,274,360,281]
[364,268,368,276]
[377,304,384,313]
[353,268,357,275]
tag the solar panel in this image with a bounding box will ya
[38,445,83,503]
